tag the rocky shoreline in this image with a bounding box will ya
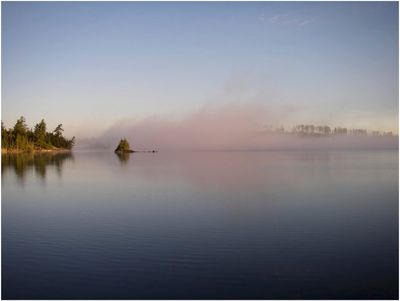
[1,148,72,154]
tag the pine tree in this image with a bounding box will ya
[34,119,47,148]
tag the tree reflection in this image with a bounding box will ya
[115,152,130,165]
[2,151,74,181]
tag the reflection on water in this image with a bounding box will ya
[2,151,74,181]
[2,150,398,299]
[115,152,130,164]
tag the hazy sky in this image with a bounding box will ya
[2,1,398,137]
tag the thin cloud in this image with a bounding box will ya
[258,13,267,21]
[260,13,314,27]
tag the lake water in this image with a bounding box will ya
[2,150,398,299]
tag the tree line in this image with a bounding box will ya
[273,124,393,137]
[2,116,75,151]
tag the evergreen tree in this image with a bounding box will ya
[2,122,9,149]
[13,116,31,150]
[54,124,64,137]
[34,119,47,148]
[13,116,28,136]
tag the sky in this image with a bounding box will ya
[2,1,399,140]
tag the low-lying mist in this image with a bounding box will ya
[77,104,398,151]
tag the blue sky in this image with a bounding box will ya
[2,2,398,137]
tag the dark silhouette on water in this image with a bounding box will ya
[114,138,134,153]
[114,138,158,154]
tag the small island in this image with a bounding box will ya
[114,138,134,153]
[114,138,158,154]
[2,116,75,153]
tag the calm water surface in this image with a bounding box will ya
[2,150,398,299]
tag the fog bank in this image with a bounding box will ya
[77,104,398,151]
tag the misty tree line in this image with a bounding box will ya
[1,116,75,151]
[272,124,393,137]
